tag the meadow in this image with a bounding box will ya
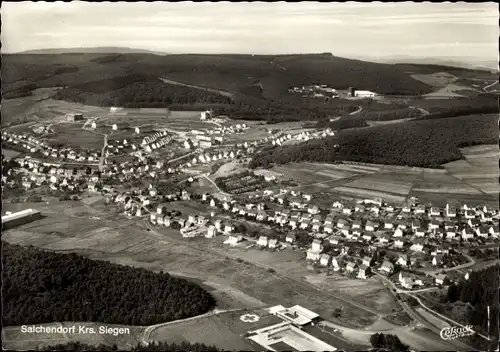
[269,144,499,208]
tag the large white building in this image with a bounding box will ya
[2,209,42,230]
[354,90,377,98]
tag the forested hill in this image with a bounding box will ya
[249,113,498,169]
[4,52,496,123]
[2,242,216,326]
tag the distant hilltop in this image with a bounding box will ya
[18,47,169,55]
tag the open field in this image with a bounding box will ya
[2,322,145,351]
[269,144,498,208]
[42,123,105,149]
[2,148,22,160]
[1,202,381,329]
[149,309,280,350]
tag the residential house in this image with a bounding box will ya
[228,234,242,246]
[345,262,357,273]
[332,201,343,209]
[435,274,448,285]
[445,204,456,217]
[256,211,268,222]
[380,261,394,275]
[411,220,421,231]
[410,241,424,253]
[476,226,490,238]
[399,273,414,289]
[428,219,440,231]
[342,208,352,215]
[461,227,475,241]
[311,239,323,252]
[312,222,321,232]
[320,254,330,266]
[394,239,405,249]
[268,239,278,249]
[402,204,411,213]
[300,220,310,230]
[308,205,320,214]
[357,265,370,279]
[206,225,217,238]
[393,228,404,238]
[464,210,476,219]
[362,256,374,267]
[384,219,394,230]
[224,224,233,234]
[258,236,269,247]
[331,257,340,271]
[324,222,334,234]
[312,214,323,224]
[379,233,391,245]
[285,234,296,244]
[365,220,376,232]
[337,218,348,229]
[414,204,426,215]
[306,248,321,261]
[415,228,426,237]
[397,254,410,267]
[429,207,441,217]
[352,220,362,229]
[362,232,374,242]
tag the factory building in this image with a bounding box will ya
[2,209,42,230]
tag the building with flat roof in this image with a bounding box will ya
[2,209,42,230]
[247,321,336,352]
[269,305,320,326]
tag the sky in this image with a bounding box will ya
[2,2,498,65]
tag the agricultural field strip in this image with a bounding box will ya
[342,178,413,195]
[332,186,407,203]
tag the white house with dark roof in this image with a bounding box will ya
[285,233,296,244]
[357,265,370,279]
[345,262,357,273]
[319,253,330,266]
[380,261,394,274]
[258,235,269,247]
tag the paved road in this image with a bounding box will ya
[483,80,499,92]
[159,77,234,99]
[349,106,363,115]
[376,273,488,347]
[201,174,232,197]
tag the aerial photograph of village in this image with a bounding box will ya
[1,2,499,352]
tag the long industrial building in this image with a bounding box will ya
[2,209,42,230]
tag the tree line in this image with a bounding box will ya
[41,341,219,352]
[444,264,499,350]
[2,243,216,326]
[370,333,409,351]
[250,113,497,169]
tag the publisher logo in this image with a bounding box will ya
[440,325,475,340]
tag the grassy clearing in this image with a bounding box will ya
[149,309,280,350]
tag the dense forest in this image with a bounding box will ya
[53,74,233,108]
[2,243,216,326]
[444,264,499,350]
[370,333,409,351]
[42,341,220,352]
[3,53,497,124]
[250,113,497,169]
